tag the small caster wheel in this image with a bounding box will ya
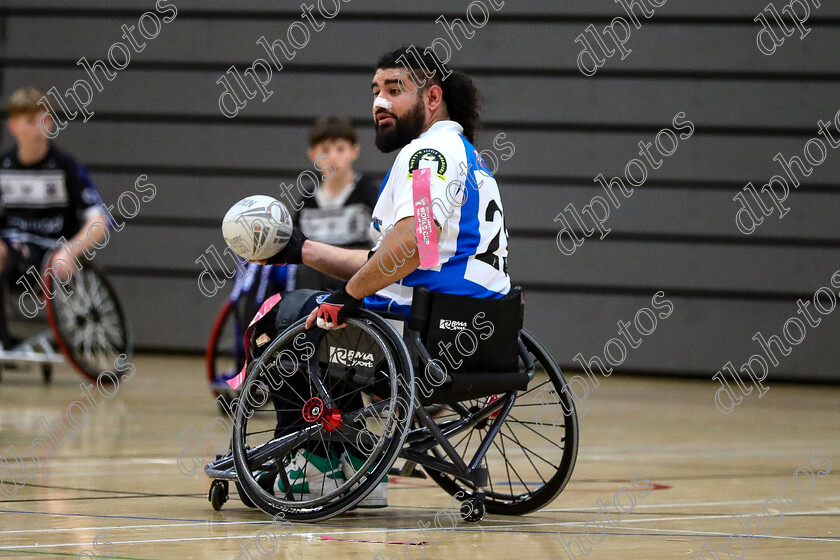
[209,480,229,511]
[461,493,485,523]
[41,364,53,384]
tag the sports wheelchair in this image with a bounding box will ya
[205,286,578,523]
[0,230,132,383]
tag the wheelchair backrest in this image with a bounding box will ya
[409,286,525,373]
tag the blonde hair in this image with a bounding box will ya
[8,87,46,117]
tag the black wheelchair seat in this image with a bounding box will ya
[408,286,530,403]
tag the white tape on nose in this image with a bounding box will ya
[374,96,392,110]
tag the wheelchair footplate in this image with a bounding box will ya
[0,331,65,364]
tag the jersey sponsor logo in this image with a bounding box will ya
[299,204,372,245]
[0,171,68,207]
[439,319,468,331]
[6,215,65,235]
[329,346,374,368]
[408,148,447,180]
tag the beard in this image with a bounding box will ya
[374,97,426,153]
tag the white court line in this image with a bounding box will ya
[579,444,834,456]
[24,458,178,466]
[0,520,269,535]
[450,509,840,532]
[6,511,840,551]
[611,509,840,526]
[1,526,437,550]
[542,495,840,512]
[618,525,840,543]
[2,535,270,550]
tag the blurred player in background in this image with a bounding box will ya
[291,116,378,291]
[0,87,108,347]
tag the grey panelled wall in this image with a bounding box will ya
[1,1,839,381]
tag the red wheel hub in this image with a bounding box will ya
[302,397,324,422]
[302,397,342,432]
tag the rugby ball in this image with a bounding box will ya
[222,195,293,261]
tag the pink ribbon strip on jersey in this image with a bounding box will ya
[412,167,439,268]
[226,292,283,390]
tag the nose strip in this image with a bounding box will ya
[374,96,392,110]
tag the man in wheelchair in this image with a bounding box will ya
[248,47,512,509]
[0,87,109,346]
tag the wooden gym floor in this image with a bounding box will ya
[0,355,837,559]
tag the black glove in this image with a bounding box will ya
[315,284,362,329]
[265,228,307,265]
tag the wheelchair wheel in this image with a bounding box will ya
[231,311,415,522]
[424,330,579,516]
[209,480,229,511]
[45,261,133,382]
[206,299,248,409]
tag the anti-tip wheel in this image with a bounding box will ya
[461,494,486,523]
[209,480,229,511]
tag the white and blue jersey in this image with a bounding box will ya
[365,120,510,316]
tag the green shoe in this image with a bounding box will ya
[274,449,345,500]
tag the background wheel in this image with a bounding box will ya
[45,260,133,383]
[206,299,248,407]
[232,312,415,522]
[424,330,579,516]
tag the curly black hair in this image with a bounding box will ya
[376,46,481,143]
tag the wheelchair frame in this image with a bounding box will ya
[205,307,579,523]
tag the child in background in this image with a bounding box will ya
[292,116,379,291]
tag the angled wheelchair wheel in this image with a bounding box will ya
[231,310,415,522]
[424,330,579,516]
[45,260,133,382]
[206,299,248,409]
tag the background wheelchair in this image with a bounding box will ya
[0,230,132,383]
[205,286,579,523]
[206,262,289,409]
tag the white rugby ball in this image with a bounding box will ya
[222,195,293,261]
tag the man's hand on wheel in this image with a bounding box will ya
[260,228,308,265]
[305,284,362,330]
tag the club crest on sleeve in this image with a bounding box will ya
[408,148,447,180]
